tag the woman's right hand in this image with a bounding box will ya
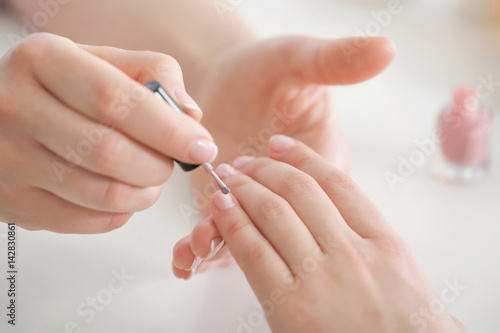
[0,33,217,233]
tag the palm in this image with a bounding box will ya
[197,37,349,171]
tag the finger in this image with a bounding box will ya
[25,86,174,187]
[190,216,225,260]
[13,188,132,234]
[283,36,396,85]
[210,190,291,296]
[172,234,201,272]
[33,145,162,213]
[77,44,203,121]
[25,33,216,165]
[172,263,193,280]
[268,134,391,238]
[215,164,319,267]
[231,155,357,249]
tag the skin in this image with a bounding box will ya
[2,2,466,331]
[183,135,466,333]
[173,35,396,274]
[0,33,216,233]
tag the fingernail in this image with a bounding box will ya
[203,237,225,260]
[215,163,238,180]
[175,89,203,117]
[213,191,235,211]
[185,256,202,272]
[269,134,296,154]
[232,155,255,170]
[190,140,218,163]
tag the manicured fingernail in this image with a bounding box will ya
[232,155,255,169]
[175,89,203,117]
[190,140,218,163]
[185,256,202,272]
[269,134,296,154]
[215,163,238,180]
[213,191,235,211]
[204,237,225,260]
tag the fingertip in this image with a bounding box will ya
[370,36,397,65]
[268,134,298,157]
[380,36,397,58]
[172,235,196,270]
[325,36,397,85]
[190,216,220,258]
[172,263,193,280]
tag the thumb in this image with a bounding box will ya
[282,36,396,85]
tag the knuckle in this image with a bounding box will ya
[91,132,124,172]
[293,153,312,170]
[155,53,180,68]
[378,236,413,259]
[149,53,182,80]
[224,216,250,240]
[280,170,318,194]
[338,239,371,267]
[0,87,16,119]
[94,82,122,119]
[261,196,290,219]
[13,33,56,62]
[322,170,357,193]
[162,119,183,148]
[241,243,269,265]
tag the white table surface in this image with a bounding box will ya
[1,0,499,332]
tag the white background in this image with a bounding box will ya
[0,0,499,332]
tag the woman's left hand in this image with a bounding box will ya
[174,35,396,273]
[174,135,465,333]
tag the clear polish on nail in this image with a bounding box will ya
[269,134,297,153]
[232,155,255,169]
[190,140,218,163]
[175,89,203,116]
[213,191,235,211]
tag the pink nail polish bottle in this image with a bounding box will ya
[432,87,493,183]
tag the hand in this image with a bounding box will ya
[0,33,217,233]
[174,36,396,275]
[198,135,466,333]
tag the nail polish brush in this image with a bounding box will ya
[145,81,230,195]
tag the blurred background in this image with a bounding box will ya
[0,0,499,332]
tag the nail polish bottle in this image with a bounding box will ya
[431,87,493,183]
